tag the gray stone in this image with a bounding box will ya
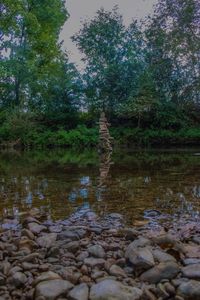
[28,222,46,234]
[84,257,105,268]
[58,230,79,241]
[177,280,200,300]
[109,265,126,278]
[125,247,155,272]
[140,261,179,283]
[90,279,143,300]
[181,264,200,279]
[68,283,89,300]
[37,233,57,248]
[35,279,73,300]
[183,258,200,265]
[33,271,61,286]
[88,245,105,258]
[153,249,176,263]
[8,272,27,288]
[63,241,80,252]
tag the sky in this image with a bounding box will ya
[60,0,157,68]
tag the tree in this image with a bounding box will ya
[72,8,145,116]
[146,0,200,105]
[0,0,68,109]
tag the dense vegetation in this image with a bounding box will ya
[0,0,200,148]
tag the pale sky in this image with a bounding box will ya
[60,0,157,68]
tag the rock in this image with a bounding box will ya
[37,233,57,248]
[35,279,73,300]
[21,228,35,240]
[153,249,177,263]
[88,245,106,258]
[109,265,126,278]
[33,271,61,286]
[90,279,143,300]
[28,223,46,234]
[68,283,89,300]
[84,258,105,268]
[177,280,200,300]
[121,228,138,240]
[140,261,179,283]
[184,245,200,258]
[58,230,79,241]
[183,258,200,265]
[125,247,155,272]
[8,272,27,288]
[181,264,200,279]
[21,262,39,271]
[63,241,79,252]
[126,237,151,252]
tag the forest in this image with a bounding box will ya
[1,0,200,148]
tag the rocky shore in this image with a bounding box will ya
[0,208,200,300]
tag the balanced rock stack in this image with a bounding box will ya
[98,112,113,152]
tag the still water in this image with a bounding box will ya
[0,149,200,223]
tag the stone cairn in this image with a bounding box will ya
[98,112,113,153]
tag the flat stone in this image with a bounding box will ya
[84,258,105,268]
[58,230,80,241]
[68,283,89,300]
[90,279,143,300]
[140,261,179,283]
[153,249,176,263]
[125,246,155,272]
[181,264,200,279]
[35,279,73,300]
[28,222,46,234]
[88,245,105,258]
[183,258,200,265]
[177,280,200,300]
[63,241,80,252]
[33,271,61,286]
[109,265,126,278]
[37,233,57,248]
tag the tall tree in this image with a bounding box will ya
[72,8,145,116]
[0,0,68,109]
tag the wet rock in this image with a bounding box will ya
[181,263,200,279]
[90,279,143,300]
[88,245,105,258]
[68,283,89,300]
[8,272,27,288]
[109,264,126,278]
[35,279,73,300]
[125,246,155,272]
[177,280,200,300]
[84,258,105,268]
[28,223,46,234]
[37,233,57,248]
[140,261,179,283]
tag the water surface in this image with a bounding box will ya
[0,149,200,223]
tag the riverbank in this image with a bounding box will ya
[1,125,200,149]
[1,208,200,299]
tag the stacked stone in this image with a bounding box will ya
[98,112,113,152]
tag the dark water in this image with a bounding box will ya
[0,149,200,224]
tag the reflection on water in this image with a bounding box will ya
[0,149,200,223]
